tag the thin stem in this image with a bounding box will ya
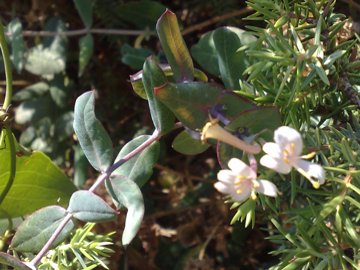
[89,129,160,192]
[9,28,155,38]
[29,129,161,267]
[0,22,13,110]
[29,213,73,267]
[0,127,16,205]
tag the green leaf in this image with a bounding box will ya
[0,253,32,270]
[12,82,49,102]
[14,95,55,125]
[78,34,94,76]
[54,111,74,142]
[112,135,159,187]
[312,59,329,86]
[142,56,175,134]
[116,0,166,29]
[121,43,153,70]
[68,190,117,222]
[172,130,209,155]
[226,106,281,140]
[191,31,220,77]
[213,27,256,89]
[7,18,24,73]
[156,9,194,82]
[25,18,67,79]
[0,147,76,218]
[73,144,88,188]
[73,0,93,28]
[11,206,75,253]
[43,17,67,54]
[154,81,254,130]
[49,75,70,108]
[24,46,66,79]
[73,91,114,172]
[105,176,144,246]
[154,81,220,130]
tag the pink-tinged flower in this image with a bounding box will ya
[215,158,278,202]
[260,126,325,188]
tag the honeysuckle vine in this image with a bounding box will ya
[27,129,161,268]
[1,1,359,269]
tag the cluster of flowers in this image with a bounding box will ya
[204,125,325,202]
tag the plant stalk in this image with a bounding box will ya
[29,129,161,267]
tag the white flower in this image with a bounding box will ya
[260,126,325,188]
[215,158,278,202]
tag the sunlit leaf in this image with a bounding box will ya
[11,206,75,252]
[12,82,49,102]
[142,56,175,134]
[106,176,144,246]
[68,191,117,222]
[73,91,114,172]
[0,140,76,218]
[7,18,24,73]
[156,9,194,82]
[112,135,159,187]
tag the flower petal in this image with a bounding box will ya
[214,182,234,195]
[228,158,255,178]
[255,180,278,197]
[260,154,292,174]
[262,142,282,158]
[274,126,303,156]
[295,159,325,185]
[217,170,236,183]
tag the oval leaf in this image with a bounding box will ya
[172,130,209,155]
[142,56,175,134]
[106,176,144,246]
[11,206,75,253]
[12,82,49,102]
[68,190,117,222]
[156,9,194,82]
[191,31,220,77]
[73,91,114,172]
[213,27,256,89]
[7,18,24,73]
[78,34,94,76]
[73,0,93,28]
[112,135,159,187]
[155,82,254,130]
[0,145,76,218]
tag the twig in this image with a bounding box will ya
[7,8,253,39]
[8,28,155,37]
[29,129,161,267]
[182,7,253,35]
